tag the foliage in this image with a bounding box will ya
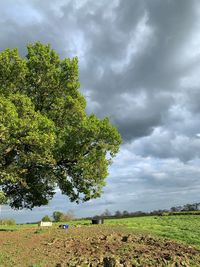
[52,211,63,222]
[101,209,112,217]
[0,218,16,225]
[41,215,51,222]
[0,42,122,209]
[0,191,7,204]
[162,210,200,216]
[115,210,122,217]
[91,202,200,220]
[60,210,75,221]
[53,210,74,222]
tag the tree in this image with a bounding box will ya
[53,211,63,222]
[60,210,75,221]
[183,203,197,211]
[170,206,182,212]
[0,191,7,219]
[122,210,129,216]
[193,203,200,210]
[115,210,122,218]
[52,210,74,222]
[0,192,7,205]
[170,207,178,212]
[0,42,122,209]
[101,209,112,217]
[41,215,51,222]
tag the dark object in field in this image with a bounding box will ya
[59,224,69,229]
[91,218,104,224]
[103,257,117,267]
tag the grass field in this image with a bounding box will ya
[1,215,200,266]
[1,215,200,248]
[53,214,200,249]
[106,215,200,249]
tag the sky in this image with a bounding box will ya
[1,0,200,223]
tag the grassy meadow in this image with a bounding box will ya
[106,215,200,249]
[69,215,200,248]
[1,215,200,248]
[1,215,200,266]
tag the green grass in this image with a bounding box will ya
[1,215,200,249]
[32,216,200,249]
[1,216,200,266]
[0,251,17,266]
[54,219,91,226]
[106,215,200,249]
[0,223,37,231]
[0,219,91,232]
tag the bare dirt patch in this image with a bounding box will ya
[0,225,200,266]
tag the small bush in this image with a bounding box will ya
[0,219,16,225]
[52,211,63,222]
[41,215,51,222]
[60,211,75,222]
[53,210,75,222]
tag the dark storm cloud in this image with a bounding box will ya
[1,0,199,142]
[76,0,200,141]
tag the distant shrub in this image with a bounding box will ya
[52,210,75,222]
[41,215,51,222]
[160,212,169,216]
[52,211,63,222]
[60,210,75,222]
[161,210,200,216]
[0,219,16,225]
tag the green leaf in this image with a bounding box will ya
[0,42,122,209]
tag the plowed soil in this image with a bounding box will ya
[0,225,200,266]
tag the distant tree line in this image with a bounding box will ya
[170,203,200,212]
[86,202,200,219]
[41,210,75,222]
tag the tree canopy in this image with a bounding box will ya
[0,42,122,209]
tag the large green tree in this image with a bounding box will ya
[0,42,121,209]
